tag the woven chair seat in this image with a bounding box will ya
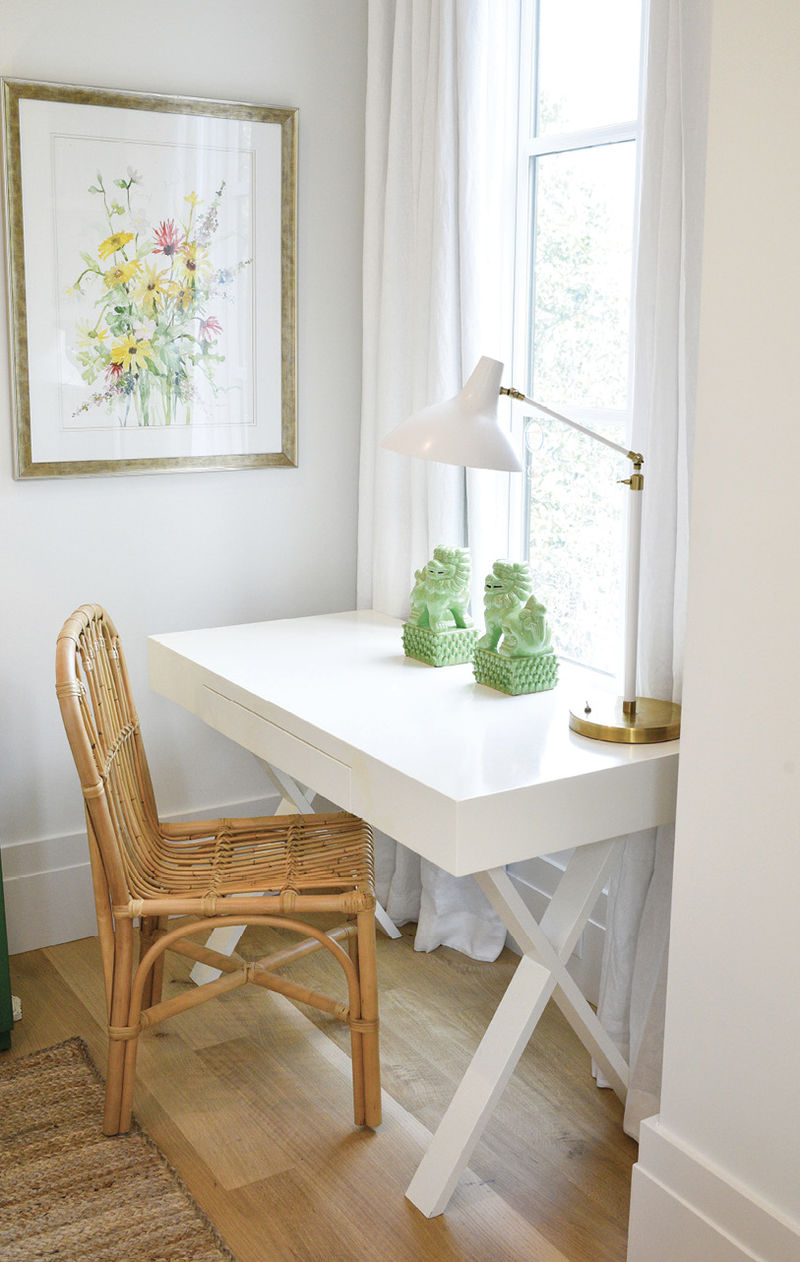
[56,604,381,1138]
[120,812,375,902]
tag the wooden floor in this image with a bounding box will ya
[7,922,637,1262]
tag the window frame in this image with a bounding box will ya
[508,0,647,674]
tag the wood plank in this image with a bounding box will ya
[7,924,635,1262]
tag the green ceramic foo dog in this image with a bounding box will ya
[500,595,553,658]
[477,560,533,651]
[402,545,479,666]
[473,559,559,695]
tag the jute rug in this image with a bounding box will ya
[0,1038,236,1261]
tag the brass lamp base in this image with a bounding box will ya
[569,695,681,744]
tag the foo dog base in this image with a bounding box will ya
[402,624,478,667]
[473,647,559,695]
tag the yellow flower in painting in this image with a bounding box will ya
[110,335,153,373]
[184,191,202,208]
[76,320,108,350]
[98,230,134,259]
[132,263,171,315]
[178,240,209,283]
[171,281,194,311]
[103,259,141,289]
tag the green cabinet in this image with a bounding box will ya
[0,849,12,1050]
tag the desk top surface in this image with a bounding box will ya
[149,610,679,872]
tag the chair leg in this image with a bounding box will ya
[104,920,135,1136]
[119,918,171,1133]
[117,1030,140,1135]
[138,916,166,1009]
[138,917,157,1010]
[345,921,366,1124]
[356,908,381,1128]
[150,916,168,1006]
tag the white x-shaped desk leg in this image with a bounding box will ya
[190,759,400,986]
[405,838,627,1218]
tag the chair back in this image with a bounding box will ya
[56,604,160,906]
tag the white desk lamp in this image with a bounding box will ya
[382,356,681,743]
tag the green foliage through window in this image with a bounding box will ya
[519,0,643,674]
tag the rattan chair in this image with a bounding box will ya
[56,604,380,1136]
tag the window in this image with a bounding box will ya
[513,0,645,675]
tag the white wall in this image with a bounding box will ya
[628,1,800,1257]
[0,0,368,951]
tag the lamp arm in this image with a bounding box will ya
[500,386,642,465]
[501,384,644,712]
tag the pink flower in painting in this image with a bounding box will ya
[199,316,222,342]
[105,361,123,383]
[152,219,184,258]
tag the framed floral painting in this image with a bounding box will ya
[2,79,297,477]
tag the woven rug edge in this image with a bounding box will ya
[2,1036,238,1262]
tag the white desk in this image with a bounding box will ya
[148,610,679,1216]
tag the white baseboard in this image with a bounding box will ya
[507,853,607,1006]
[628,1116,800,1262]
[2,795,279,955]
[2,829,97,955]
[5,816,609,973]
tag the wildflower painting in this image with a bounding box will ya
[4,79,297,477]
[67,172,251,429]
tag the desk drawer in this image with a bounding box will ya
[199,687,352,810]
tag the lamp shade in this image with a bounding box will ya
[381,357,521,472]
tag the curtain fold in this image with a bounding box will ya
[358,0,517,959]
[596,0,711,1139]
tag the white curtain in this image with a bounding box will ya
[358,0,518,960]
[596,0,711,1139]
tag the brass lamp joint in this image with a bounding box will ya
[500,386,526,402]
[620,452,644,492]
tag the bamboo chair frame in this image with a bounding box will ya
[56,604,381,1136]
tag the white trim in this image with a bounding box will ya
[525,120,638,158]
[628,1116,800,1262]
[2,794,279,954]
[4,850,97,955]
